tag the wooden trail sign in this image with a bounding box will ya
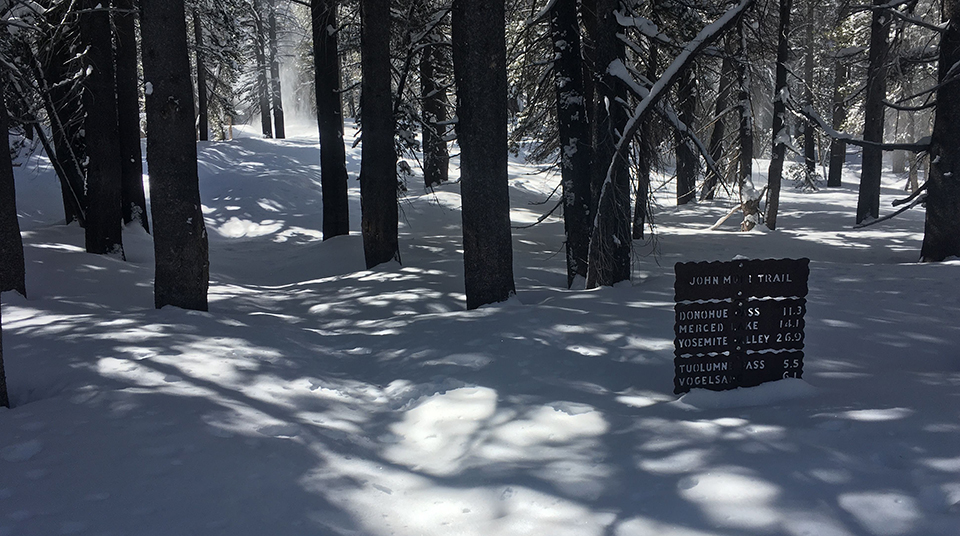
[673,258,809,394]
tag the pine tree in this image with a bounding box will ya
[115,0,149,232]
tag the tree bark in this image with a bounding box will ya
[803,0,816,172]
[0,302,7,408]
[675,66,698,206]
[452,0,516,309]
[585,0,631,288]
[857,0,891,224]
[80,0,125,258]
[702,52,733,201]
[193,7,209,142]
[311,0,350,239]
[0,80,26,298]
[550,0,592,287]
[920,0,960,261]
[253,0,273,138]
[766,0,792,231]
[420,40,449,188]
[116,0,149,232]
[633,40,658,238]
[141,0,210,311]
[827,56,847,187]
[269,0,285,139]
[737,15,757,230]
[359,0,399,268]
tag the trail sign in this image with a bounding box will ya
[673,258,809,394]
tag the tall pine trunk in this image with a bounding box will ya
[550,0,591,287]
[766,0,792,231]
[193,7,209,142]
[737,16,757,230]
[803,0,816,172]
[920,0,960,261]
[0,302,7,408]
[311,0,350,239]
[827,55,847,187]
[116,0,148,232]
[586,0,631,288]
[141,0,210,311]
[253,0,273,138]
[420,40,449,188]
[269,0,285,139]
[359,0,399,268]
[0,81,26,298]
[452,0,516,309]
[702,52,734,201]
[80,0,125,258]
[633,40,658,238]
[857,0,890,224]
[675,67,698,206]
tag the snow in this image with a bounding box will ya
[3,121,960,535]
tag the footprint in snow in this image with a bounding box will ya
[677,476,700,490]
[163,375,182,383]
[499,487,516,500]
[257,423,301,438]
[1,440,43,462]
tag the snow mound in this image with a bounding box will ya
[673,378,817,410]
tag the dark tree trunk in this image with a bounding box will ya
[0,303,7,408]
[140,0,210,311]
[451,0,516,309]
[585,0,631,289]
[253,0,273,138]
[921,0,960,261]
[550,0,592,287]
[80,0,125,258]
[702,52,734,201]
[803,0,816,172]
[359,0,399,268]
[42,18,86,226]
[0,83,26,298]
[311,0,350,239]
[737,16,756,230]
[675,66,698,206]
[269,0,285,139]
[193,7,209,142]
[420,41,449,188]
[857,0,891,224]
[633,40,658,239]
[116,0,149,232]
[766,0,792,231]
[827,56,847,187]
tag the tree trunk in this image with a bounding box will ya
[116,0,149,232]
[451,0,516,309]
[550,0,592,287]
[80,0,125,258]
[803,0,816,172]
[907,111,919,192]
[0,83,26,298]
[827,56,847,187]
[141,0,210,311]
[737,15,757,230]
[766,0,792,231]
[676,66,698,206]
[269,0,285,139]
[0,302,7,408]
[857,0,891,224]
[193,7,209,142]
[702,52,733,201]
[359,0,399,268]
[920,0,960,261]
[253,0,273,138]
[311,0,351,239]
[585,0,631,288]
[633,40,658,238]
[420,41,449,188]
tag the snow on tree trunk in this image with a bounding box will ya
[141,0,210,311]
[311,0,350,240]
[452,0,516,309]
[269,0,285,140]
[550,0,592,287]
[116,0,149,232]
[80,0,125,258]
[856,0,891,224]
[766,0,792,231]
[359,0,400,268]
[920,0,960,261]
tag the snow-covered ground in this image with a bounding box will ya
[2,122,959,536]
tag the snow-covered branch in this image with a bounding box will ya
[798,105,931,152]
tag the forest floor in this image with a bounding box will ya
[2,122,959,536]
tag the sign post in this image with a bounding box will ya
[673,258,809,394]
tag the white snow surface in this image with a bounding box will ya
[3,121,960,536]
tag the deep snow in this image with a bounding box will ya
[2,121,959,536]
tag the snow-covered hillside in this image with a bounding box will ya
[2,122,958,536]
